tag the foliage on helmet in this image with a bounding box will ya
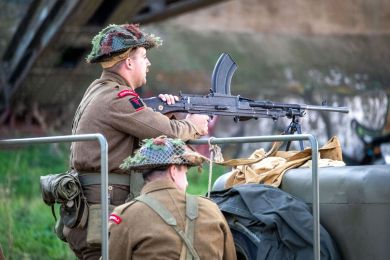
[86,23,162,63]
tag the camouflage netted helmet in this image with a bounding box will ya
[120,136,207,171]
[86,23,162,67]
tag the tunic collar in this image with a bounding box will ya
[100,70,133,88]
[141,179,178,195]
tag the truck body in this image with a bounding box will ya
[213,165,390,259]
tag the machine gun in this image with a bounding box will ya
[144,53,349,149]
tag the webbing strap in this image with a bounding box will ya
[78,173,130,186]
[185,195,198,220]
[135,194,199,260]
[184,195,198,260]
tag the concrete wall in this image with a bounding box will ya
[170,0,390,35]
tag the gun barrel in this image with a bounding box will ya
[303,105,349,113]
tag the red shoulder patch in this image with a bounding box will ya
[117,89,138,98]
[109,213,122,224]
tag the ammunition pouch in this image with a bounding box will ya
[40,171,87,241]
[76,172,141,246]
[86,204,115,247]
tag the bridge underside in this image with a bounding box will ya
[0,0,225,113]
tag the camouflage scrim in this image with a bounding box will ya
[86,23,162,64]
[120,136,207,171]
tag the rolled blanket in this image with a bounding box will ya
[40,171,87,229]
[40,171,81,205]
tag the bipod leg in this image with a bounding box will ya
[296,122,304,150]
[284,115,304,151]
[284,121,295,151]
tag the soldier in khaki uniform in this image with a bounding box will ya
[67,24,209,259]
[108,136,236,259]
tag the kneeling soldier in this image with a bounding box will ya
[108,136,236,259]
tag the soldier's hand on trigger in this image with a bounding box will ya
[186,114,210,136]
[158,94,179,105]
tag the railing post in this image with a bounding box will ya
[97,135,109,260]
[0,134,110,260]
[308,135,320,259]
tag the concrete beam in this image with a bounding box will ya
[132,0,227,24]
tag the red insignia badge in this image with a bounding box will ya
[117,89,138,98]
[129,97,144,111]
[109,213,122,224]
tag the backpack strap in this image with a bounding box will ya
[135,194,199,260]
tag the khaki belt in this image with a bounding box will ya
[78,172,130,186]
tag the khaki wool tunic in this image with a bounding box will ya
[108,179,237,260]
[71,70,202,174]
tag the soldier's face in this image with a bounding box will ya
[128,47,151,88]
[171,165,188,191]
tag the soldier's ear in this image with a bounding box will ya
[168,164,176,174]
[168,165,178,179]
[125,58,132,69]
[167,165,175,182]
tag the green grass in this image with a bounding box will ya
[0,144,229,259]
[186,164,228,195]
[0,144,75,260]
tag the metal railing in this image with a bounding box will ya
[189,134,320,260]
[1,133,320,260]
[0,134,110,260]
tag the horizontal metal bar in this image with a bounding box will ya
[188,134,314,144]
[0,134,101,146]
[0,134,110,260]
